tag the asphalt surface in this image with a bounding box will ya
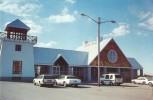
[0,81,153,100]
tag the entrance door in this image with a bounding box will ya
[53,66,60,75]
[91,67,98,81]
[53,54,69,75]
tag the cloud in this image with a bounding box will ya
[48,7,76,23]
[0,0,41,18]
[74,10,78,15]
[35,41,58,48]
[138,12,153,30]
[65,0,76,4]
[138,12,151,20]
[136,32,148,36]
[22,19,43,35]
[103,23,129,38]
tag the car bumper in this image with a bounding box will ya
[69,83,81,85]
[69,82,81,85]
[42,82,55,85]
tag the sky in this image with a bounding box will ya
[0,0,153,75]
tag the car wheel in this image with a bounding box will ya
[117,83,121,86]
[33,81,36,85]
[101,81,104,85]
[110,82,113,86]
[74,85,78,87]
[149,82,153,87]
[63,82,67,87]
[39,82,42,87]
[142,81,146,85]
[49,84,54,87]
[133,81,136,84]
[54,81,57,86]
[148,82,151,87]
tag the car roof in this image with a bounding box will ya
[61,75,75,77]
[103,74,120,75]
[39,74,53,76]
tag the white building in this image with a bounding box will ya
[0,19,143,82]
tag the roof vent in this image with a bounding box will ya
[82,41,88,45]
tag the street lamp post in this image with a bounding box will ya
[81,13,116,87]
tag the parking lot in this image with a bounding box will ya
[0,81,153,100]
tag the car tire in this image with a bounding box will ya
[142,81,146,85]
[74,85,78,87]
[117,83,121,86]
[149,82,153,87]
[33,81,36,85]
[110,82,113,86]
[39,82,42,87]
[49,84,54,87]
[54,81,57,86]
[133,81,136,84]
[101,81,104,85]
[63,82,67,87]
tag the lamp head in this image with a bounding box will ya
[111,20,116,23]
[81,13,86,16]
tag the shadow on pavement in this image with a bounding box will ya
[45,85,91,89]
[120,84,139,87]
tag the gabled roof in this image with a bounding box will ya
[53,54,68,65]
[34,47,88,66]
[127,58,143,69]
[5,19,30,31]
[77,38,112,65]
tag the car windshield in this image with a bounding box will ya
[67,76,77,79]
[148,78,153,81]
[115,75,122,78]
[44,76,53,79]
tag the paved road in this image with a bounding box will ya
[0,81,153,100]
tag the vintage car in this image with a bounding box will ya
[100,74,123,86]
[131,77,150,85]
[55,75,81,87]
[33,74,55,87]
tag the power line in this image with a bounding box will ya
[129,26,153,32]
[115,22,153,32]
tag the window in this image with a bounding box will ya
[53,67,60,75]
[115,75,122,78]
[8,32,26,40]
[59,76,65,79]
[44,76,54,79]
[106,75,110,79]
[101,75,105,78]
[12,61,22,74]
[107,50,118,63]
[110,75,113,79]
[67,76,77,79]
[15,45,21,51]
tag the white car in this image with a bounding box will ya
[131,77,150,85]
[33,74,55,87]
[100,74,123,86]
[55,75,81,87]
[148,80,153,87]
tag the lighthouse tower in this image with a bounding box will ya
[0,19,37,82]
